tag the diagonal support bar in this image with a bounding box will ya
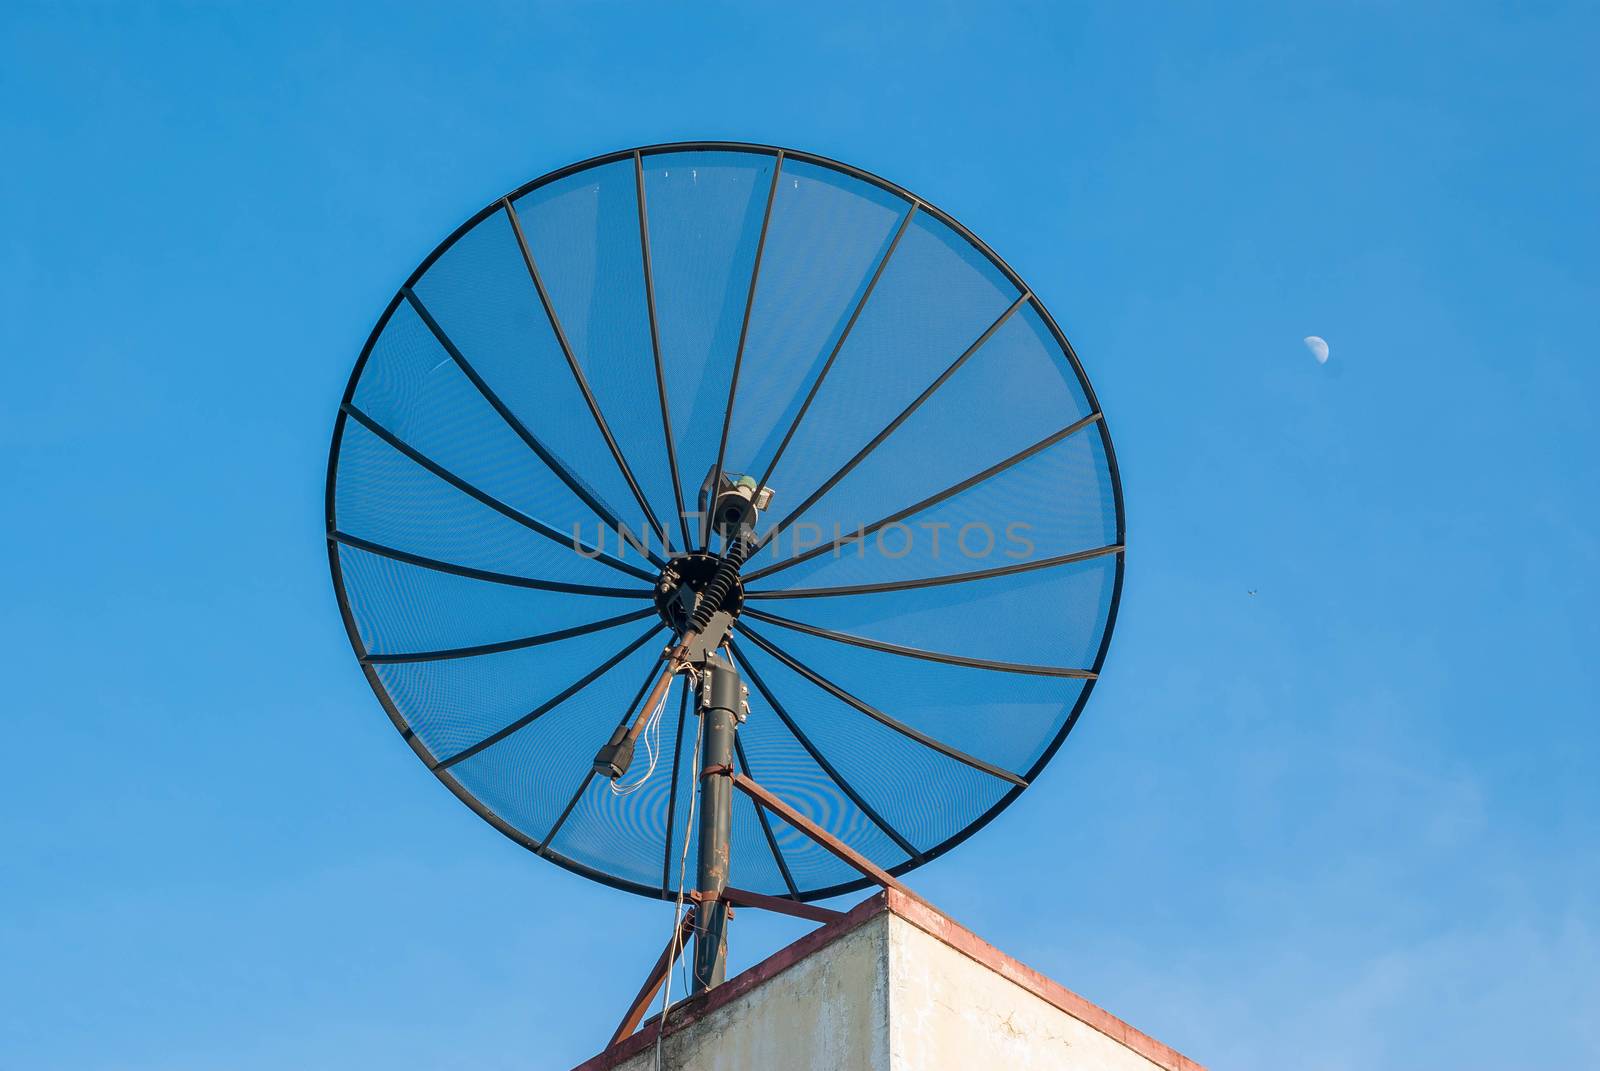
[728,640,925,861]
[721,885,845,925]
[610,906,697,1047]
[735,736,801,898]
[731,773,907,893]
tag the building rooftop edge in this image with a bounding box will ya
[574,887,1205,1071]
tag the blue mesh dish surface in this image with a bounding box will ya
[326,143,1124,902]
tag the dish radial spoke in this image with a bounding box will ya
[341,403,654,583]
[729,640,924,861]
[660,685,691,893]
[756,291,1031,556]
[330,530,651,598]
[746,542,1124,600]
[738,625,1028,788]
[741,609,1095,678]
[734,736,802,898]
[705,151,786,551]
[362,606,656,665]
[746,411,1103,585]
[402,287,668,569]
[634,151,694,551]
[537,654,668,850]
[502,199,672,553]
[752,202,920,496]
[433,624,663,771]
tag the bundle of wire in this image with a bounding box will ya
[609,675,672,797]
[655,691,704,1070]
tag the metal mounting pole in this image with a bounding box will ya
[691,652,743,993]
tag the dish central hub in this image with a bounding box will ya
[654,552,746,632]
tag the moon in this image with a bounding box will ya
[1304,335,1329,364]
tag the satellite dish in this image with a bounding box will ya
[326,142,1124,1021]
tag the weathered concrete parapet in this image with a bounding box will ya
[576,889,1204,1071]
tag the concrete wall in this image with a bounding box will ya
[582,891,1201,1071]
[886,914,1164,1071]
[606,917,888,1071]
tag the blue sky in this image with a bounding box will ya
[3,3,1596,1069]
